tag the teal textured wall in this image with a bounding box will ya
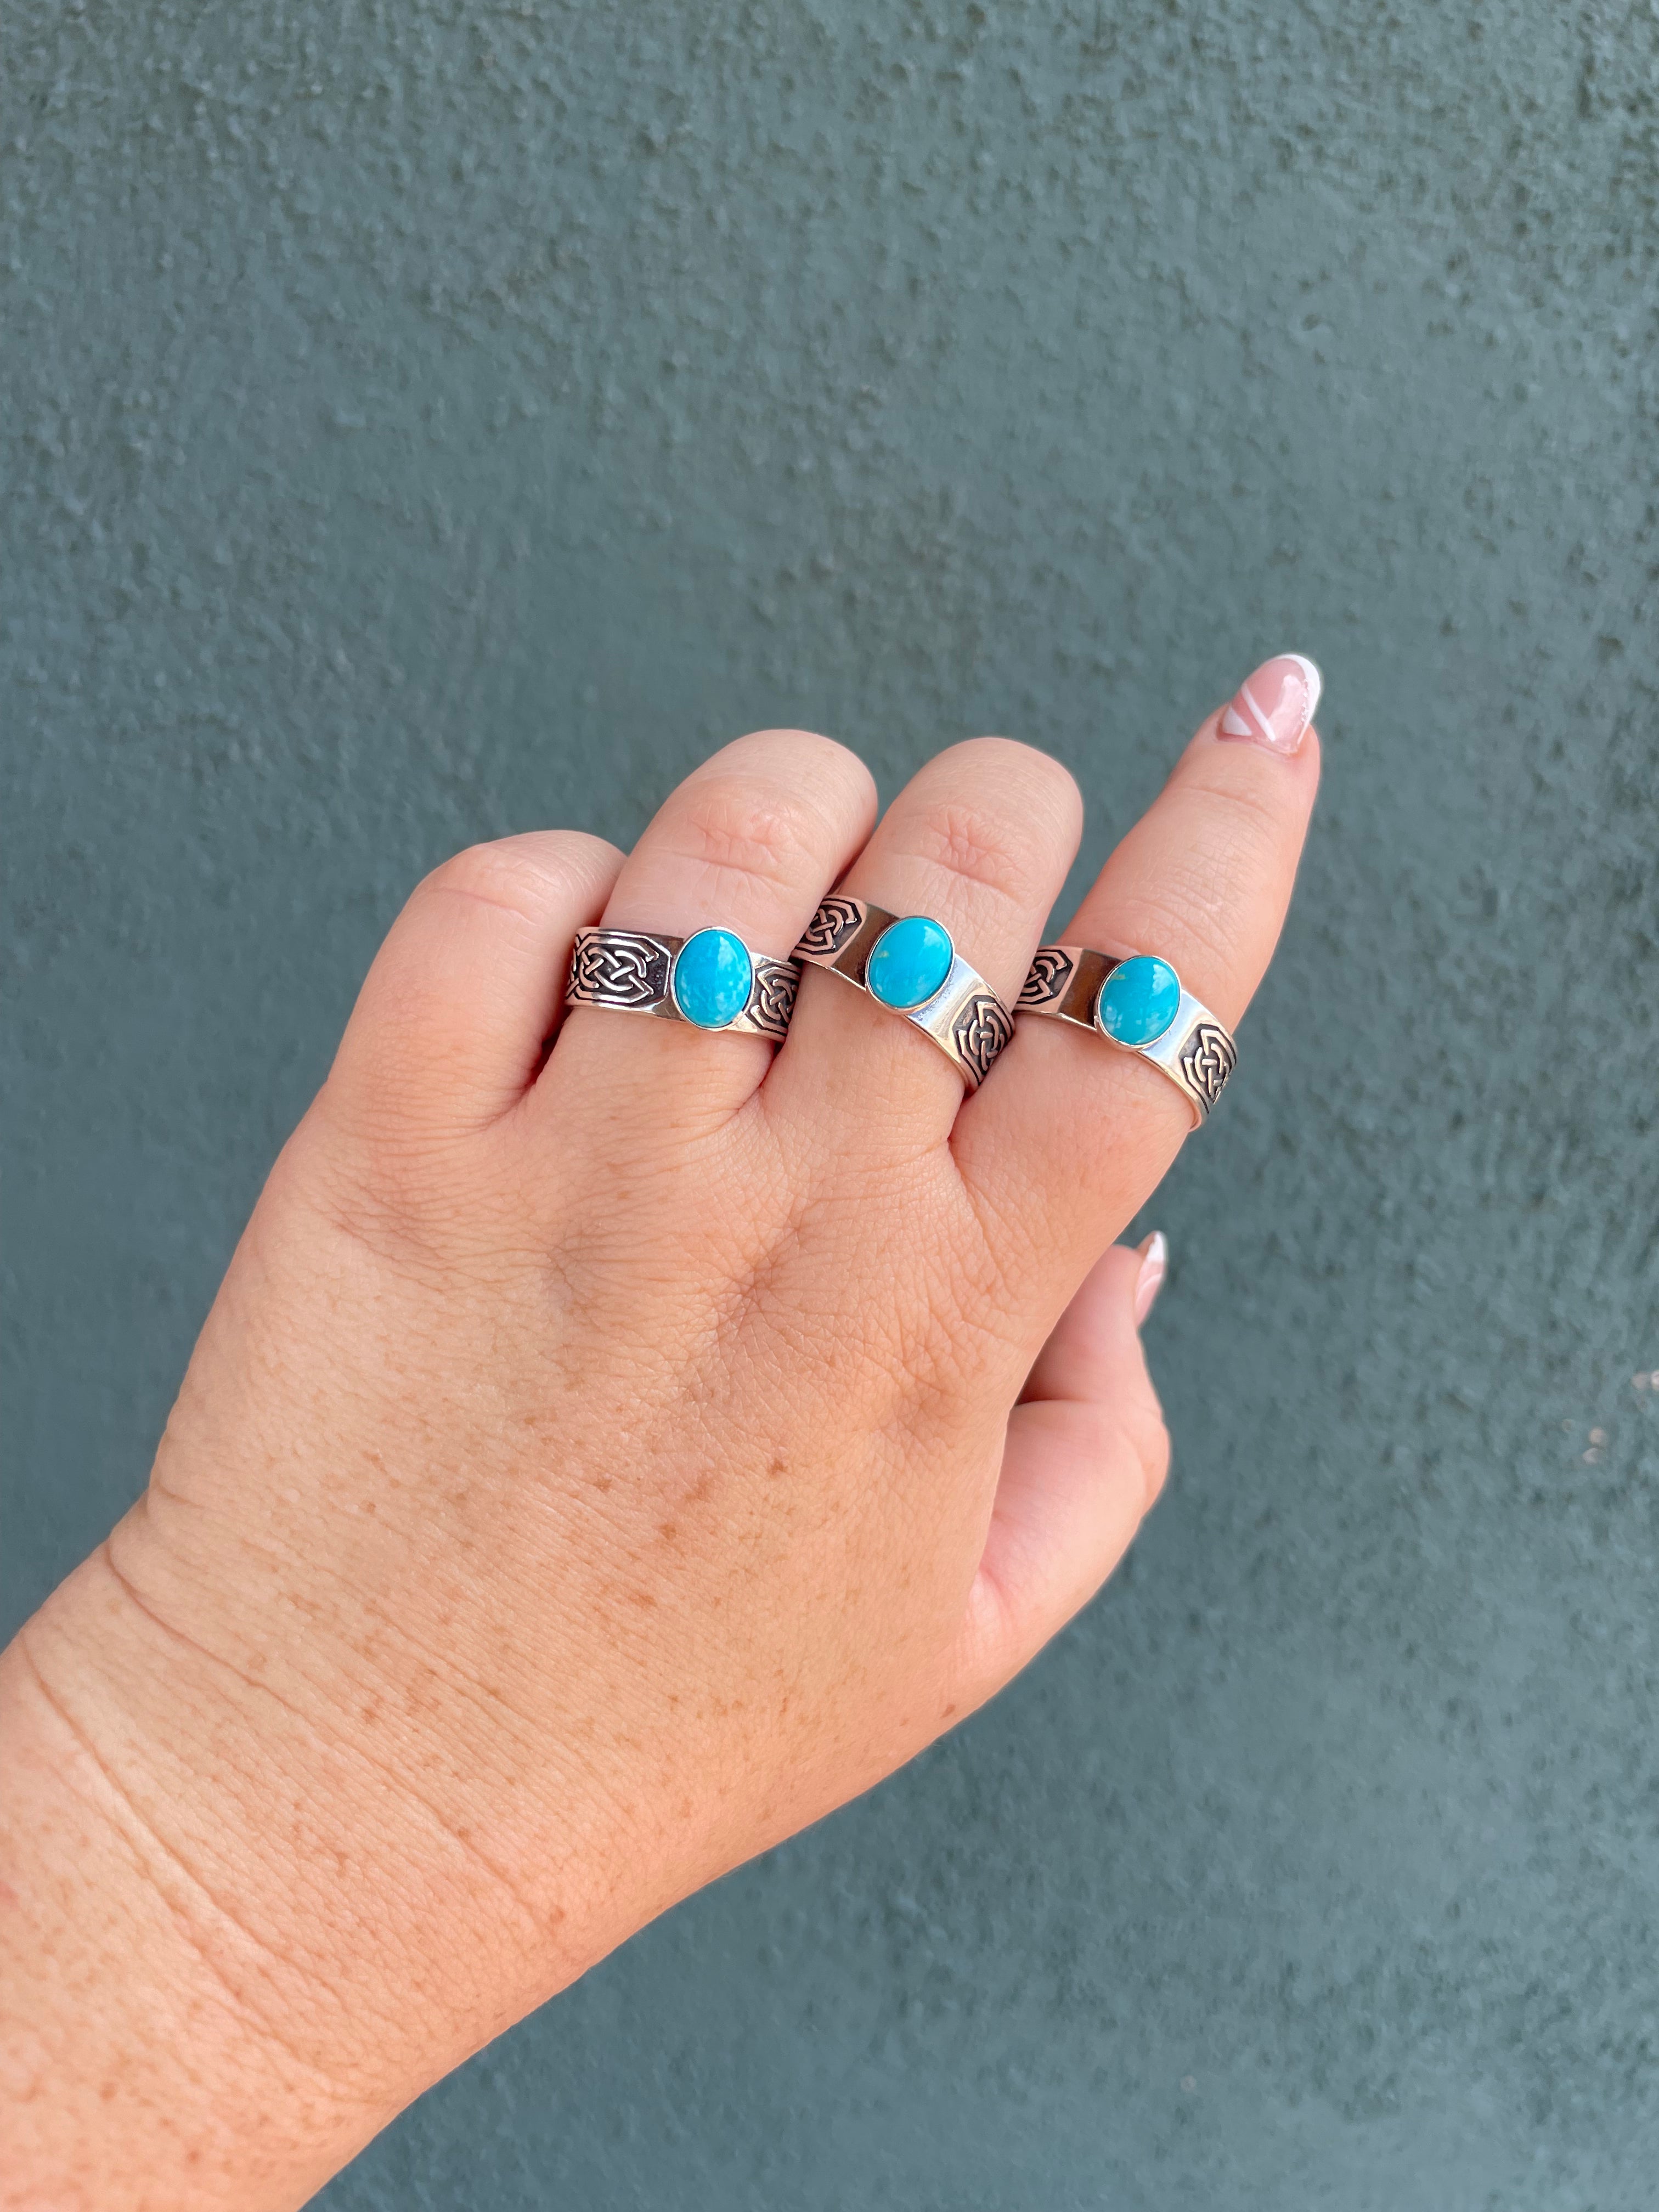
[5,2,1658,2204]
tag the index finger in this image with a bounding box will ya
[952,654,1322,1289]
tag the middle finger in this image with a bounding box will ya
[764,738,1082,1159]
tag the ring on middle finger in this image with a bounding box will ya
[793,894,1015,1089]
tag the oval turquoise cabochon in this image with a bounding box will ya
[866,915,954,1010]
[672,928,754,1029]
[1096,955,1181,1047]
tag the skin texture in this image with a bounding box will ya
[0,696,1317,2210]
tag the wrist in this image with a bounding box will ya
[1,1532,568,2209]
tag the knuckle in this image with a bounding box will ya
[907,797,1048,911]
[419,832,619,926]
[667,774,830,903]
[1175,752,1305,845]
[1137,787,1285,923]
[1111,844,1255,1002]
[904,744,1081,911]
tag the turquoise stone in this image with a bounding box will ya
[671,927,754,1029]
[1097,955,1181,1047]
[867,915,954,1009]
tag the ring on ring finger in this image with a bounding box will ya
[794,894,1015,1090]
[1016,946,1237,1125]
[567,925,801,1039]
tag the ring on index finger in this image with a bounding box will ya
[1016,947,1237,1127]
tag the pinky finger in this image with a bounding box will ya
[943,1238,1171,1715]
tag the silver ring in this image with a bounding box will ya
[793,895,1014,1090]
[1016,946,1237,1126]
[566,926,799,1040]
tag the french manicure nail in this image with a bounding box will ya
[1135,1231,1169,1325]
[1218,654,1323,755]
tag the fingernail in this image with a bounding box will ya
[1218,654,1323,755]
[1134,1231,1169,1325]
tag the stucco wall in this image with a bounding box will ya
[4,2,1657,2203]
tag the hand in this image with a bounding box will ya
[1,661,1320,2209]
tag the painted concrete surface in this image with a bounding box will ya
[4,2,1657,2204]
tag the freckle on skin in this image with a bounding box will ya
[629,1590,657,1608]
[657,1522,678,1545]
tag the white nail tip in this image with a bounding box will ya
[1134,1231,1168,1325]
[1220,704,1253,738]
[1287,654,1323,718]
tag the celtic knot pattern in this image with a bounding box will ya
[567,929,671,1009]
[1179,1020,1237,1115]
[1017,946,1075,1009]
[797,895,865,962]
[951,990,1015,1086]
[749,958,800,1040]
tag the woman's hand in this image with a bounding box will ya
[1,662,1319,2209]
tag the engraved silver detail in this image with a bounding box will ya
[568,929,671,1008]
[1179,1020,1236,1115]
[1017,946,1074,1010]
[951,991,1015,1085]
[748,958,799,1040]
[797,894,865,961]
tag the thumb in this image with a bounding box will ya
[946,1235,1172,1714]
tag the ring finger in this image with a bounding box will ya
[541,727,878,1127]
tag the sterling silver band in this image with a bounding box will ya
[793,895,1015,1090]
[566,927,799,1040]
[1016,945,1237,1126]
